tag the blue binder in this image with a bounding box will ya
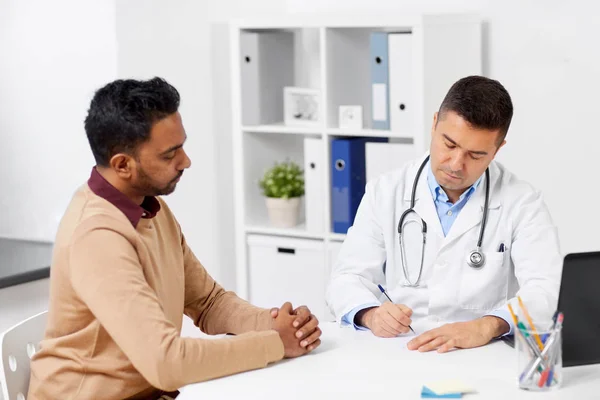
[331,138,387,234]
[370,32,390,130]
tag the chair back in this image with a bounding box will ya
[0,311,48,400]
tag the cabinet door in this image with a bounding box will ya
[248,235,325,319]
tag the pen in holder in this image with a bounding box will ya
[511,302,563,391]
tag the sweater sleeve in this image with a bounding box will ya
[69,223,284,391]
[180,233,276,334]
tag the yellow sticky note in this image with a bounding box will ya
[425,380,476,395]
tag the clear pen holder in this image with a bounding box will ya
[516,324,562,391]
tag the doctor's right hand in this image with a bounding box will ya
[356,303,413,338]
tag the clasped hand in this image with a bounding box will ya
[270,302,322,358]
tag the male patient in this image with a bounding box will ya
[28,77,321,399]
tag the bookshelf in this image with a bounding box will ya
[230,14,481,320]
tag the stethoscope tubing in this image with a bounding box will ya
[397,156,490,286]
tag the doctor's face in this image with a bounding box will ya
[430,111,505,194]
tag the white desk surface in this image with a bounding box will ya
[179,321,600,400]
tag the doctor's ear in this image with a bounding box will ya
[494,139,507,155]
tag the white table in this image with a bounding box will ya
[179,321,600,400]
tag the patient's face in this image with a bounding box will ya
[130,112,191,197]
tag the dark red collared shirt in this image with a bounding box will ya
[87,167,161,228]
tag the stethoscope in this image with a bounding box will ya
[397,155,490,287]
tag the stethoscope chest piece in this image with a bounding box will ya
[467,248,486,269]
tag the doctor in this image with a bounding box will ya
[327,76,562,353]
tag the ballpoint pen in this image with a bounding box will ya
[539,312,562,387]
[543,311,560,386]
[541,311,559,344]
[377,284,416,334]
[544,340,559,387]
[517,322,545,362]
[518,296,544,351]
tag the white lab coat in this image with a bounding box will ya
[327,153,563,326]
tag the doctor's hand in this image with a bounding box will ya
[356,303,413,338]
[407,316,510,353]
[270,302,321,354]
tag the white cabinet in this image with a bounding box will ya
[248,235,326,319]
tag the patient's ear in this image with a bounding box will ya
[110,153,134,179]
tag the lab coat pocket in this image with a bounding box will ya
[458,252,507,310]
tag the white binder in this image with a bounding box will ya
[303,138,324,233]
[365,142,415,183]
[388,33,414,136]
[240,31,294,125]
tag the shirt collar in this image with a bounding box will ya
[87,167,160,228]
[426,161,483,204]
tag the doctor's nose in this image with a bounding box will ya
[449,153,465,172]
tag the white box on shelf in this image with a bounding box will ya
[338,105,363,130]
[248,235,326,319]
[366,142,416,183]
[303,138,325,233]
[284,87,321,127]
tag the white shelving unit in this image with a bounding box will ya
[230,15,481,320]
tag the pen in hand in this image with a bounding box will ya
[377,284,416,334]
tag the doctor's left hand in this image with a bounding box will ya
[407,316,509,353]
[270,304,321,350]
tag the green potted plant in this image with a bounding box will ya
[259,160,305,228]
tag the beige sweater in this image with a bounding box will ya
[28,184,284,399]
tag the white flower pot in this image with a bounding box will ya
[265,197,301,228]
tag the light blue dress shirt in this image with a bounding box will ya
[341,162,513,336]
[426,163,482,236]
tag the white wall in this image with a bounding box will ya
[0,0,117,242]
[285,0,600,255]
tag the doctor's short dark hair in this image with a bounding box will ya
[84,77,180,167]
[437,75,513,145]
